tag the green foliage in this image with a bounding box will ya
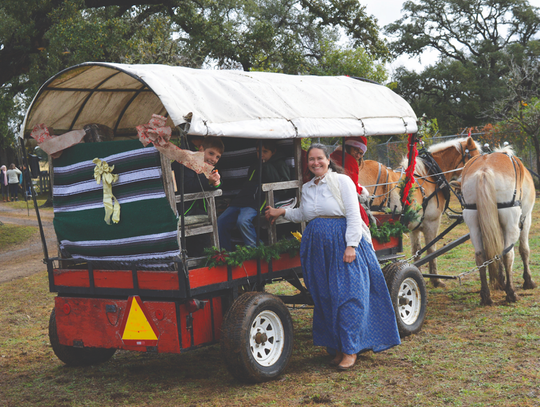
[203,238,301,268]
[369,220,409,244]
[386,0,540,134]
[416,114,439,144]
[0,0,388,147]
[307,41,388,82]
[401,203,422,227]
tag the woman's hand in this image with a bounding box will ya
[265,206,285,224]
[343,246,356,263]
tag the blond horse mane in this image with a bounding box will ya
[398,137,483,177]
[493,144,515,156]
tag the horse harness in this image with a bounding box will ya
[462,153,523,212]
[411,143,479,231]
[461,152,526,259]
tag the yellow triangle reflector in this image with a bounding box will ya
[120,296,158,346]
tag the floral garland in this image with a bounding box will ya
[203,232,302,268]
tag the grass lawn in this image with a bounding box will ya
[0,224,37,248]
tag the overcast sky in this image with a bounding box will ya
[362,0,540,74]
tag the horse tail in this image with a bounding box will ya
[476,168,503,287]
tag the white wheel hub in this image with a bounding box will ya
[249,310,285,367]
[398,277,422,325]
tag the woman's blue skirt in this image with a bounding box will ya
[300,217,401,354]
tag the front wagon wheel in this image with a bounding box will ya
[221,292,294,383]
[382,262,427,337]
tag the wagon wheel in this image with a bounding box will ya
[221,292,294,383]
[382,262,427,337]
[49,309,116,366]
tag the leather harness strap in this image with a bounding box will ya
[463,153,522,211]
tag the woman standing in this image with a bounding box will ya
[6,164,22,202]
[1,165,8,202]
[266,144,400,370]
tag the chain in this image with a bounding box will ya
[403,249,422,264]
[399,250,501,286]
[456,255,501,285]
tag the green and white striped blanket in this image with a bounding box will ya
[53,139,179,262]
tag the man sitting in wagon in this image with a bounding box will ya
[217,140,290,251]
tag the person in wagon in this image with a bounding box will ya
[330,136,370,226]
[218,139,290,251]
[172,136,224,256]
[265,143,400,370]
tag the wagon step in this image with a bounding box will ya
[414,233,470,273]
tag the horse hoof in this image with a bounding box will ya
[523,281,536,290]
[431,279,446,288]
[506,293,518,303]
[480,297,493,306]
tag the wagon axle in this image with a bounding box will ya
[255,332,268,344]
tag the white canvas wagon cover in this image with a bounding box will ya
[21,62,417,139]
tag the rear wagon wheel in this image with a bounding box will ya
[49,309,116,366]
[382,262,427,337]
[221,292,294,383]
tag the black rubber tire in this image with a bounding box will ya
[49,309,116,366]
[382,262,427,337]
[221,292,294,383]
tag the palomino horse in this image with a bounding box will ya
[461,146,535,305]
[359,137,481,287]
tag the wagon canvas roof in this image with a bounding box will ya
[21,62,417,139]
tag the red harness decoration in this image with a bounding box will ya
[402,133,418,206]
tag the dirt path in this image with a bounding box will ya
[0,202,56,284]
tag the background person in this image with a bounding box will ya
[265,143,400,370]
[6,164,22,202]
[1,165,8,202]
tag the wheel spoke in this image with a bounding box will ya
[398,278,422,325]
[249,310,285,367]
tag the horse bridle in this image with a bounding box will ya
[459,143,477,166]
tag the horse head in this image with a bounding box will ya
[428,137,482,180]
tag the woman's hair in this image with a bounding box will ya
[345,144,365,169]
[9,163,16,169]
[304,143,342,180]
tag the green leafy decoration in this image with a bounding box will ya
[203,238,301,269]
[369,220,409,244]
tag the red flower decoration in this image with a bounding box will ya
[212,249,229,264]
[402,133,418,207]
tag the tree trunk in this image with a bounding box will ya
[532,133,540,176]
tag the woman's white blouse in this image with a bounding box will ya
[284,173,362,247]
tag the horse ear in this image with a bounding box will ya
[466,137,476,149]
